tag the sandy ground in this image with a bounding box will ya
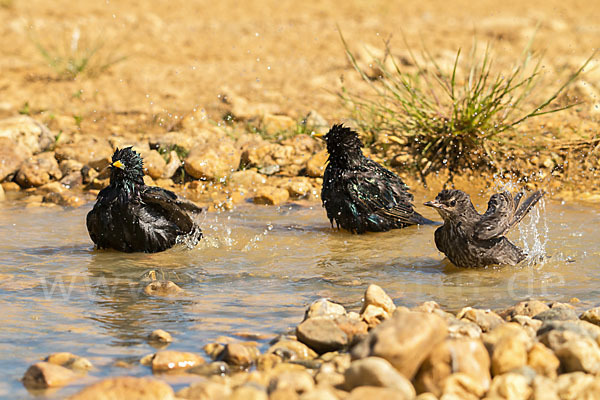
[0,0,598,122]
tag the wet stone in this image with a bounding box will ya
[220,342,260,367]
[150,350,205,373]
[45,352,92,371]
[305,149,328,178]
[143,281,183,297]
[22,361,77,389]
[268,339,318,361]
[344,356,416,397]
[533,307,578,322]
[346,386,412,400]
[142,149,167,179]
[188,361,229,376]
[296,316,349,354]
[148,329,173,344]
[68,376,175,400]
[253,185,289,205]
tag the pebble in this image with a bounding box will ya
[22,361,77,389]
[533,307,579,322]
[344,357,415,397]
[346,386,412,400]
[0,137,29,181]
[268,370,315,395]
[15,152,62,188]
[150,350,205,373]
[487,372,532,399]
[44,352,92,371]
[0,115,54,154]
[253,186,290,205]
[296,316,349,354]
[580,306,600,326]
[184,140,241,181]
[457,307,505,332]
[304,299,346,320]
[68,376,175,400]
[305,149,328,178]
[143,281,183,297]
[498,300,550,321]
[528,342,560,378]
[148,329,173,344]
[351,310,447,379]
[221,342,260,367]
[360,284,396,315]
[176,380,232,400]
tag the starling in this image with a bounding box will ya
[86,147,203,253]
[318,124,434,234]
[424,189,544,268]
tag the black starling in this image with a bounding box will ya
[86,147,203,253]
[319,124,434,234]
[424,189,544,268]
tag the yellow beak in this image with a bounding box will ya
[311,132,325,139]
[112,160,124,169]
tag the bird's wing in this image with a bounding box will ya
[141,186,202,232]
[345,166,417,225]
[474,191,515,240]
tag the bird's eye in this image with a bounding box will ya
[449,200,456,207]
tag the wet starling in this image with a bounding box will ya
[424,189,544,268]
[86,147,203,253]
[319,124,434,234]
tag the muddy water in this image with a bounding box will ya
[1,194,600,398]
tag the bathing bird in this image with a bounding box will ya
[86,147,203,253]
[424,189,544,268]
[318,124,434,234]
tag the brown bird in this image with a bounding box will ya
[424,189,544,268]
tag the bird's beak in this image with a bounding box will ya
[112,160,125,169]
[311,132,326,140]
[424,200,442,209]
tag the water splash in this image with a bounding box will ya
[518,197,549,266]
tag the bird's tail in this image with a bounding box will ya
[510,190,544,228]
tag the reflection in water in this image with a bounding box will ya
[1,196,600,398]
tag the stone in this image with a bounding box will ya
[253,186,289,205]
[527,342,559,378]
[59,159,84,175]
[230,385,268,400]
[351,310,447,379]
[148,329,172,344]
[447,319,482,339]
[441,372,487,400]
[45,352,92,371]
[531,375,559,400]
[306,149,328,178]
[60,171,83,189]
[498,300,550,321]
[0,137,30,181]
[487,373,532,400]
[229,169,267,187]
[303,110,329,134]
[268,370,314,395]
[184,140,241,181]
[142,150,167,179]
[262,113,296,136]
[0,184,4,201]
[22,361,77,389]
[188,361,229,376]
[143,281,183,297]
[175,380,231,400]
[305,299,346,320]
[553,334,600,374]
[457,307,504,332]
[280,177,313,198]
[0,115,54,154]
[68,376,174,400]
[296,316,349,354]
[54,137,113,165]
[334,315,369,342]
[483,323,532,376]
[344,357,416,397]
[415,338,490,396]
[533,307,578,322]
[221,342,260,367]
[580,307,600,326]
[15,152,62,188]
[556,372,600,400]
[150,350,204,373]
[1,181,20,191]
[361,304,391,328]
[511,315,542,337]
[162,150,181,179]
[360,284,396,315]
[346,386,412,400]
[538,319,600,342]
[268,339,317,361]
[299,387,338,400]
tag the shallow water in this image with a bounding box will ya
[1,194,600,398]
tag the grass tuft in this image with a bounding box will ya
[339,32,594,181]
[30,27,126,80]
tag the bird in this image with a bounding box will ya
[424,189,544,268]
[86,147,203,253]
[317,124,434,234]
